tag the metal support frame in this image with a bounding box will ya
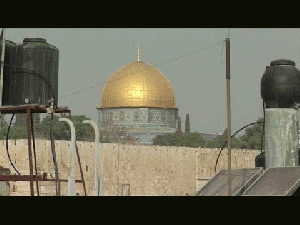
[26,107,34,196]
[0,174,83,183]
[0,104,73,196]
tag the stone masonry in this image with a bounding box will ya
[0,139,260,196]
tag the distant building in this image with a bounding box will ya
[199,132,221,142]
[97,48,178,145]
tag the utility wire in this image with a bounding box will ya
[59,41,223,100]
[5,113,21,175]
[214,121,263,172]
[155,41,224,67]
[260,101,265,155]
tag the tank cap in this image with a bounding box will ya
[23,38,47,43]
[270,59,295,66]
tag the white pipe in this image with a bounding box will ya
[83,120,100,196]
[59,118,76,196]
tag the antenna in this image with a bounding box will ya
[226,28,232,196]
[137,45,140,61]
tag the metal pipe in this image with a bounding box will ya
[58,118,76,196]
[226,33,232,196]
[83,120,100,196]
[265,108,299,168]
[26,107,34,196]
[30,112,39,196]
[0,175,84,182]
[75,143,87,196]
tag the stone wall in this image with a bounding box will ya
[0,139,260,196]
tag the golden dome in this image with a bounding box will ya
[100,61,176,108]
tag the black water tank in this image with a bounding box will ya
[0,40,18,106]
[261,59,300,108]
[255,151,265,169]
[2,38,59,106]
[256,150,300,168]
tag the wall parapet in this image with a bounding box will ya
[0,139,260,196]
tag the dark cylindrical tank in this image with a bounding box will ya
[18,38,59,106]
[0,40,18,106]
[255,151,265,168]
[2,38,59,106]
[261,59,300,108]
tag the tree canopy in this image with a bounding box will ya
[0,113,137,144]
[152,118,264,150]
[239,118,264,150]
[0,112,265,150]
[205,128,244,149]
[0,114,95,141]
[152,132,206,148]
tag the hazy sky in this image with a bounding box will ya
[5,28,300,135]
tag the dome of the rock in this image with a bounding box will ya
[100,61,176,108]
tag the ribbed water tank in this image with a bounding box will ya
[0,40,18,106]
[20,38,59,106]
[261,59,300,108]
[2,38,59,106]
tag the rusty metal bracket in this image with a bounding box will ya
[0,104,72,196]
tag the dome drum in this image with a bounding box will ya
[99,107,178,129]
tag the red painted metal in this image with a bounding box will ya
[0,175,83,183]
[0,104,83,196]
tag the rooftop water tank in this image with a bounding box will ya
[0,40,18,106]
[261,59,300,108]
[2,38,59,106]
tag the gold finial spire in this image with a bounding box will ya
[137,45,140,61]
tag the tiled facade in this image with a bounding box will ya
[98,107,178,144]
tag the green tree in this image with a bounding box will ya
[152,133,181,146]
[70,115,95,141]
[206,128,244,149]
[35,114,95,141]
[0,114,96,141]
[179,132,205,147]
[152,131,205,148]
[8,126,28,139]
[176,116,182,134]
[35,115,69,140]
[1,113,40,140]
[14,113,40,127]
[239,118,264,149]
[185,113,190,134]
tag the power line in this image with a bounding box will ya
[59,41,223,100]
[155,41,223,67]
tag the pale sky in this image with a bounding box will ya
[5,28,300,135]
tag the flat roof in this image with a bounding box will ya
[196,168,263,196]
[242,167,300,196]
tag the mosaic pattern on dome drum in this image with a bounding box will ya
[99,108,177,128]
